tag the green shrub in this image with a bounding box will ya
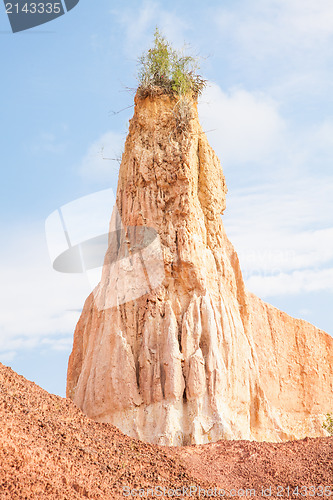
[137,28,206,99]
[322,413,333,435]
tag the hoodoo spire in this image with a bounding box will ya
[67,32,333,445]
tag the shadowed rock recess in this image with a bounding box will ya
[67,93,333,445]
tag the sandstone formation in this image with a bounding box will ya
[67,92,333,445]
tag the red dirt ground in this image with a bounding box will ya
[1,362,332,499]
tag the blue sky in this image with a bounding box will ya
[1,0,333,397]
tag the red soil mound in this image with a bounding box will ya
[1,362,332,498]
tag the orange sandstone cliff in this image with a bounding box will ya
[67,93,333,445]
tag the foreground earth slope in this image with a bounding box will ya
[1,363,333,499]
[67,92,333,445]
[0,363,201,499]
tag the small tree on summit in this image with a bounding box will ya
[137,28,206,99]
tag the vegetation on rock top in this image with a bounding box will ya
[137,28,206,100]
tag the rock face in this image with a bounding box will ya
[67,93,333,445]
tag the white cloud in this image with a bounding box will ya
[197,85,333,298]
[0,224,92,357]
[198,82,333,185]
[46,188,115,252]
[275,0,333,41]
[247,268,333,298]
[112,0,188,55]
[40,337,74,351]
[311,120,333,167]
[212,0,333,116]
[78,131,124,185]
[224,177,333,297]
[199,83,285,167]
[216,0,333,59]
[1,351,16,364]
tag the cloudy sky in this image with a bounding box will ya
[1,0,333,397]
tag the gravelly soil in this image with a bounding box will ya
[1,362,332,499]
[175,436,333,498]
[0,363,204,499]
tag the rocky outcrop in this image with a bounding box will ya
[67,93,333,445]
